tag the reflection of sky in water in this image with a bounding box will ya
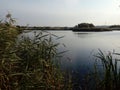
[21,30,120,76]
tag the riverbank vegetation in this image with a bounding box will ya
[85,50,120,90]
[0,14,120,90]
[72,23,112,32]
[0,14,71,90]
[18,23,113,32]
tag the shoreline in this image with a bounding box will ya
[22,27,120,32]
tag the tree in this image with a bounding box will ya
[77,23,95,28]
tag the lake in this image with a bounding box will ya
[22,30,120,82]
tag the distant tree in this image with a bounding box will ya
[77,23,95,28]
[109,25,120,28]
[89,23,95,27]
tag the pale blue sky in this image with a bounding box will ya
[0,0,120,26]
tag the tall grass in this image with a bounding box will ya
[15,32,65,90]
[99,51,119,90]
[0,14,21,90]
[87,50,120,90]
[0,14,70,90]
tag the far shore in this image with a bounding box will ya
[18,25,120,32]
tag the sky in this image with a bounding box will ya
[0,0,120,26]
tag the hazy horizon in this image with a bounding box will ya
[1,0,120,26]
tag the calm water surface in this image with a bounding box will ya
[23,30,120,75]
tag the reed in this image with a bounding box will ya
[0,14,68,90]
[91,50,120,90]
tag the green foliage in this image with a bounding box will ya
[89,50,120,90]
[0,15,66,90]
[97,51,120,90]
[0,14,21,90]
[15,32,65,90]
[76,23,95,28]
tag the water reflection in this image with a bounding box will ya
[73,32,92,38]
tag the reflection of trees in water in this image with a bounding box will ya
[73,32,93,38]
